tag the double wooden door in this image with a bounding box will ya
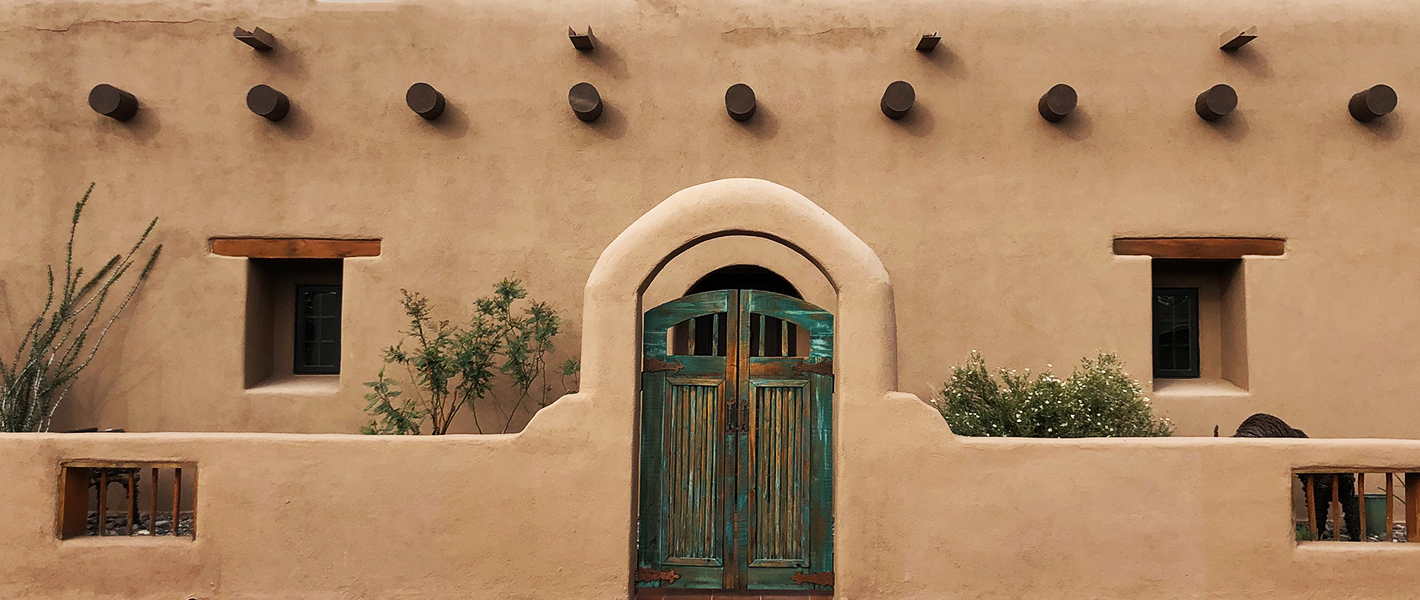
[637,290,834,592]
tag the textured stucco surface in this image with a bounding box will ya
[4,0,1420,436]
[4,178,1419,600]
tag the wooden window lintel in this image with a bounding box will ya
[210,237,381,259]
[1113,237,1284,259]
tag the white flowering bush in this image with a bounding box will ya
[934,351,1172,437]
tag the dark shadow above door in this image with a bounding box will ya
[686,265,802,299]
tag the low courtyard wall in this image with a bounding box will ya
[2,390,1418,599]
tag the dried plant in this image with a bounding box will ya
[361,278,578,435]
[934,351,1172,437]
[1,184,162,432]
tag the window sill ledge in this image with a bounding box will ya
[1151,378,1248,398]
[245,374,339,396]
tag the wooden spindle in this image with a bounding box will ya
[126,470,136,536]
[712,313,720,357]
[1358,472,1367,541]
[1306,475,1317,541]
[1332,474,1341,540]
[149,467,159,534]
[758,315,766,357]
[1386,473,1395,542]
[97,470,108,536]
[781,319,789,357]
[172,467,182,537]
[1407,473,1419,543]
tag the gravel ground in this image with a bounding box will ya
[86,511,194,537]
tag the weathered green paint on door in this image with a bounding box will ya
[637,290,834,592]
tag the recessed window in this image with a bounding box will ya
[1150,260,1248,390]
[1153,288,1200,378]
[244,258,343,387]
[295,285,341,374]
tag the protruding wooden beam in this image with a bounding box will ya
[210,237,382,259]
[916,32,941,52]
[89,84,139,122]
[1220,26,1257,50]
[569,82,603,122]
[234,27,275,51]
[569,26,595,51]
[246,84,290,122]
[1350,85,1397,123]
[881,81,915,120]
[1196,84,1237,121]
[406,83,446,120]
[1038,83,1077,122]
[725,83,757,122]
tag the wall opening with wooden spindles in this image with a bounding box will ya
[1293,469,1417,543]
[58,462,197,539]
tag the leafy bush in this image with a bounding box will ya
[1,184,161,432]
[361,278,579,435]
[933,352,1172,437]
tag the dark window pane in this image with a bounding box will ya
[693,314,714,356]
[762,316,783,357]
[295,284,341,374]
[1152,287,1199,378]
[749,313,762,357]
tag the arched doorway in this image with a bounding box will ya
[635,275,834,594]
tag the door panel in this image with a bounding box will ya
[662,378,726,567]
[739,290,834,591]
[639,289,832,593]
[748,381,809,568]
[640,291,736,589]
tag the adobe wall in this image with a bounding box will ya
[4,432,1419,599]
[4,0,1420,436]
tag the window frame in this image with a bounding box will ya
[1152,286,1201,379]
[293,284,342,375]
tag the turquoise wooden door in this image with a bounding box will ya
[637,290,834,592]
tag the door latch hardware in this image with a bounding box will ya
[635,567,681,586]
[643,358,684,374]
[792,359,833,376]
[791,571,834,587]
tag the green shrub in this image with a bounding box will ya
[361,278,579,435]
[934,351,1172,437]
[1,184,160,432]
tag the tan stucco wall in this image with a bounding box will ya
[5,426,1420,599]
[4,175,1420,599]
[3,0,1420,439]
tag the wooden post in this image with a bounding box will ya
[1358,472,1367,541]
[172,467,182,537]
[149,467,159,534]
[1332,474,1341,540]
[125,471,135,536]
[1407,473,1419,543]
[97,470,108,536]
[1386,473,1395,542]
[1306,475,1318,540]
[59,467,91,539]
[190,467,198,538]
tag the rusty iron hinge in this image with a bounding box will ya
[635,567,681,586]
[643,358,684,374]
[791,571,834,588]
[792,359,833,377]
